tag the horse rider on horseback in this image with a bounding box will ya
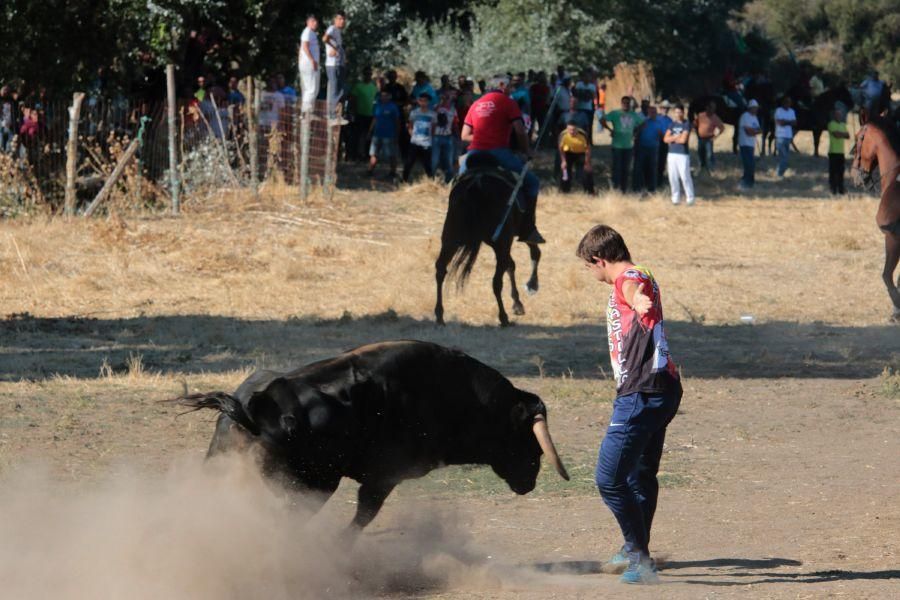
[860,70,886,116]
[459,74,545,245]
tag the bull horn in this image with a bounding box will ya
[533,415,570,481]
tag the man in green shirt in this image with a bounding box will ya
[348,67,377,161]
[827,108,849,195]
[602,96,646,193]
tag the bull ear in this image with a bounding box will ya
[509,390,545,428]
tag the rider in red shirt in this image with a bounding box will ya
[459,74,544,245]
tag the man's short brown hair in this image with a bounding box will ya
[576,225,631,263]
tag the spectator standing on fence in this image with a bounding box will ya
[656,100,673,184]
[403,93,436,182]
[559,118,594,194]
[367,90,400,179]
[663,105,695,206]
[827,107,849,195]
[573,70,598,143]
[323,11,347,122]
[348,67,377,161]
[298,14,321,118]
[432,90,457,183]
[774,96,797,177]
[738,99,761,191]
[0,85,15,153]
[411,72,438,109]
[602,96,645,193]
[633,104,663,194]
[694,100,724,174]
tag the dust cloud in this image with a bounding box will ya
[0,455,586,599]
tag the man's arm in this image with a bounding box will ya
[584,145,592,171]
[511,119,531,157]
[621,280,652,316]
[663,129,674,143]
[301,40,317,70]
[460,122,474,143]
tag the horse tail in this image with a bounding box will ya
[443,177,484,287]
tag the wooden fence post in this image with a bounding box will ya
[166,64,179,214]
[299,111,311,201]
[324,121,336,200]
[64,92,86,216]
[246,77,259,197]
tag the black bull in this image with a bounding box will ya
[175,341,569,530]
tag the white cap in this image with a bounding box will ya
[748,99,759,108]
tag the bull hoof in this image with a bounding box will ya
[512,302,525,316]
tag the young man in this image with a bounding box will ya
[633,104,663,193]
[411,71,438,109]
[774,96,797,177]
[367,90,401,179]
[694,100,724,174]
[602,96,645,193]
[432,90,457,183]
[827,108,849,195]
[322,11,347,122]
[558,118,594,194]
[663,105,695,206]
[298,14,320,116]
[655,100,673,183]
[573,70,598,143]
[738,99,762,190]
[576,224,682,585]
[403,93,436,182]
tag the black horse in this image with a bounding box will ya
[768,87,854,156]
[435,156,540,327]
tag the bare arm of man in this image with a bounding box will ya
[461,123,474,143]
[302,41,317,70]
[621,280,652,316]
[584,146,592,171]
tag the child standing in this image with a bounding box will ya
[827,108,849,195]
[403,93,436,182]
[432,91,458,183]
[367,90,401,179]
[576,224,682,585]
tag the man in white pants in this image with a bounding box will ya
[298,14,320,117]
[663,104,695,206]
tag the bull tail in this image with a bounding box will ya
[443,179,484,288]
[172,392,260,436]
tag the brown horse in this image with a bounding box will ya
[852,116,900,320]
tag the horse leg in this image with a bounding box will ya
[434,243,456,326]
[492,245,512,327]
[883,233,900,319]
[507,257,525,316]
[525,243,541,295]
[813,128,821,157]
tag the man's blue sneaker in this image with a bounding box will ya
[601,548,630,574]
[620,559,660,585]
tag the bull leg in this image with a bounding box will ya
[350,482,396,530]
[434,243,456,325]
[525,243,541,295]
[507,257,525,316]
[206,414,254,457]
[884,233,900,319]
[492,246,511,327]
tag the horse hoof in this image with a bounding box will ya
[499,320,515,328]
[435,316,445,326]
[513,303,525,316]
[526,283,539,296]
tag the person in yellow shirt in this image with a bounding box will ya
[559,118,595,194]
[827,108,849,195]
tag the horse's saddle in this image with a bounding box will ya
[452,154,525,210]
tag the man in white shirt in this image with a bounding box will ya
[322,11,347,122]
[774,96,797,177]
[738,99,761,190]
[298,14,320,116]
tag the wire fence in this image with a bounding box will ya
[0,85,341,217]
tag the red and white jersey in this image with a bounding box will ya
[606,266,679,395]
[463,91,522,151]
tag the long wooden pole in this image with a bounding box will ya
[166,64,179,214]
[64,92,86,216]
[246,77,259,197]
[83,137,141,217]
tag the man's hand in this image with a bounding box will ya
[632,283,653,315]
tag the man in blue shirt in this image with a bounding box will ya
[367,90,401,179]
[633,104,663,193]
[656,100,673,183]
[411,71,438,109]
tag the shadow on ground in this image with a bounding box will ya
[2,311,898,381]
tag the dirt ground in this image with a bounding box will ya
[1,137,899,598]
